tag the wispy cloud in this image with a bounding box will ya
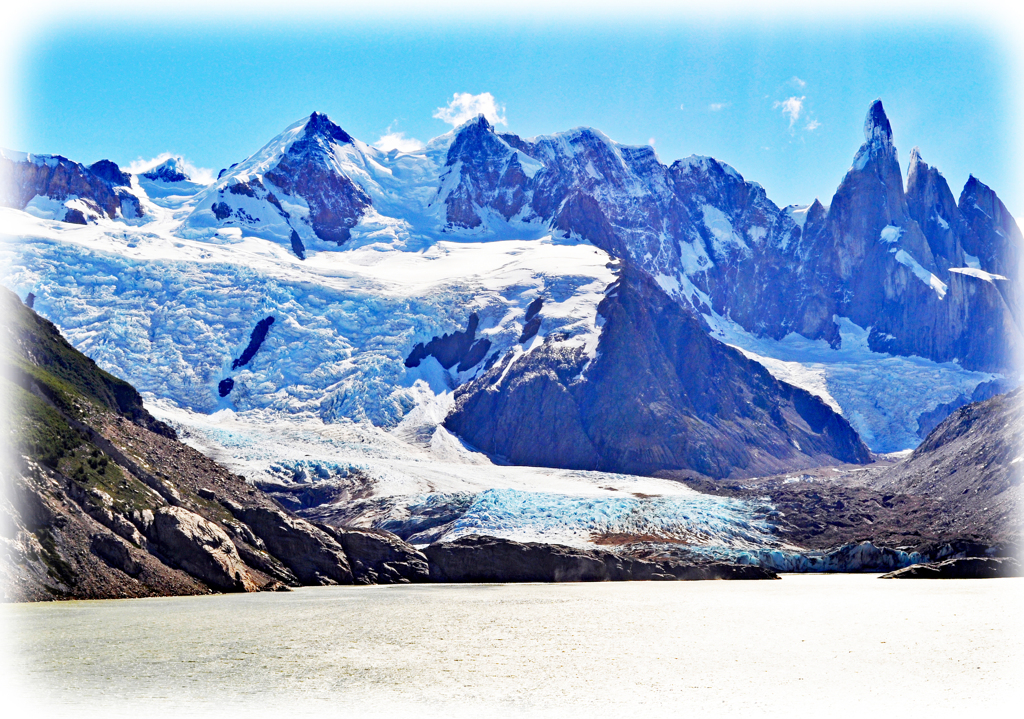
[374,122,425,153]
[790,76,807,89]
[679,103,685,110]
[648,137,656,146]
[708,102,729,112]
[126,153,216,184]
[774,96,805,128]
[805,119,821,132]
[434,92,507,126]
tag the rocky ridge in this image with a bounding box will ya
[0,149,143,224]
[445,265,869,479]
[433,102,1021,374]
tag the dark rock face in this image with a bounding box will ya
[315,524,429,584]
[63,208,87,225]
[88,160,132,187]
[404,312,492,372]
[423,535,776,582]
[445,266,869,479]
[290,229,306,260]
[226,505,353,585]
[218,378,234,397]
[89,533,143,577]
[0,152,143,223]
[232,316,275,370]
[880,556,1021,579]
[263,112,371,244]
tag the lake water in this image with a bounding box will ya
[2,575,1021,718]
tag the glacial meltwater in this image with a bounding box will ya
[2,575,1021,718]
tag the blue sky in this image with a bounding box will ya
[8,11,1019,213]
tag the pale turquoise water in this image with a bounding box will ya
[2,575,1021,718]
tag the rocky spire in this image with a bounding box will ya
[905,147,962,265]
[959,175,1022,279]
[864,99,893,146]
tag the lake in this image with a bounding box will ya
[2,575,1021,717]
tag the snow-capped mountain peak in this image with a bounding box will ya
[303,111,355,145]
[142,156,191,182]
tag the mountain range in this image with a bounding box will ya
[1,100,1020,572]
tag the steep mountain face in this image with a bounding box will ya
[874,388,1024,545]
[445,266,869,479]
[0,288,429,601]
[796,103,1020,372]
[431,103,1020,373]
[184,112,373,255]
[0,149,144,223]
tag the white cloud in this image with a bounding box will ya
[374,131,425,153]
[126,153,216,184]
[774,96,805,128]
[648,137,656,146]
[679,103,685,110]
[708,102,729,112]
[790,76,807,89]
[434,92,507,126]
[805,119,822,132]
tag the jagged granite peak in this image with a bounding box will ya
[142,157,190,182]
[440,114,533,228]
[864,99,893,145]
[303,111,355,145]
[905,147,965,266]
[185,111,372,250]
[958,174,1023,280]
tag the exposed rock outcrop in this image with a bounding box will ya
[423,535,777,582]
[404,312,491,372]
[445,266,869,479]
[0,150,143,223]
[880,556,1021,579]
[225,505,352,585]
[232,316,275,369]
[147,506,256,592]
[315,524,429,584]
